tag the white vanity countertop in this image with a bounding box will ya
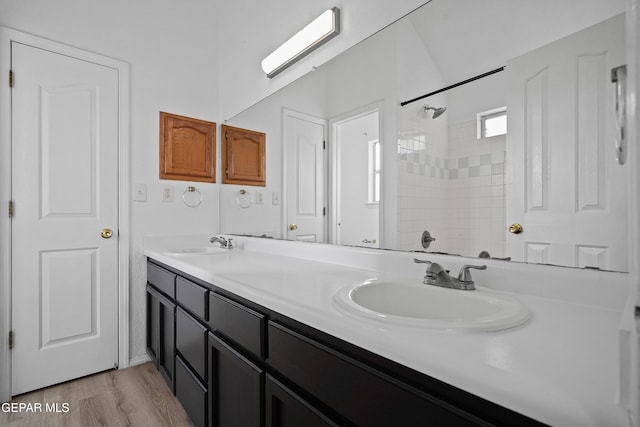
[143,235,632,427]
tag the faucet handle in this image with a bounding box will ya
[458,264,487,283]
[226,238,233,249]
[413,258,433,266]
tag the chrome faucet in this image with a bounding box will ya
[210,235,233,249]
[414,259,486,290]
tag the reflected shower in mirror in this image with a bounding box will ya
[221,0,629,272]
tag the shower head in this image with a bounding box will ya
[424,104,447,119]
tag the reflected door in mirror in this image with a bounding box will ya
[506,15,628,271]
[284,110,327,242]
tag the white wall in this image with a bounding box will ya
[0,0,221,362]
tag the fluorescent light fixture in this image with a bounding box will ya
[261,7,340,78]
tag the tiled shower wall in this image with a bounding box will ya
[396,104,449,252]
[397,118,506,257]
[447,120,506,258]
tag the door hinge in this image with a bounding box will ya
[8,330,13,350]
[225,168,229,176]
[323,140,326,150]
[323,207,326,216]
[9,70,14,88]
[8,200,14,218]
[225,130,228,140]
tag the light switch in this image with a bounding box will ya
[272,192,281,205]
[133,183,147,202]
[256,191,264,205]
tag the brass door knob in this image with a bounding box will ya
[101,228,113,239]
[289,224,298,231]
[508,223,523,234]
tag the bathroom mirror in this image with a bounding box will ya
[221,0,629,272]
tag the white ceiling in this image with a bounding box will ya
[409,0,626,85]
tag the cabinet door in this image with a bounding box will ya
[221,125,266,186]
[159,111,216,183]
[157,291,176,393]
[208,332,263,427]
[176,355,208,427]
[147,284,176,393]
[146,285,159,364]
[265,375,339,427]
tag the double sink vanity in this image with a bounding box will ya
[144,234,631,427]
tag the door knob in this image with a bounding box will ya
[289,224,298,231]
[508,223,523,234]
[101,228,113,239]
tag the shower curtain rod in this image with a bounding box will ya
[400,66,506,107]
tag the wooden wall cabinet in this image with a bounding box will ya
[160,112,216,182]
[221,125,266,186]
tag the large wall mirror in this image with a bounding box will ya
[221,0,629,272]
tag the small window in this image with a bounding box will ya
[368,139,381,203]
[477,107,507,139]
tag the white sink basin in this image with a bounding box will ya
[164,247,229,256]
[334,281,530,332]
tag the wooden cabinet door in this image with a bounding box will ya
[208,332,263,427]
[265,374,339,427]
[221,125,265,186]
[176,355,208,427]
[157,290,176,393]
[146,285,159,364]
[160,112,216,182]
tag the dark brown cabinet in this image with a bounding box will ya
[146,260,547,427]
[146,284,175,393]
[208,332,264,427]
[176,307,208,382]
[176,355,208,427]
[265,375,339,427]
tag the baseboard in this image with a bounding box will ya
[128,354,151,367]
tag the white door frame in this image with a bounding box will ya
[328,101,384,246]
[626,0,640,423]
[0,27,130,402]
[282,108,328,241]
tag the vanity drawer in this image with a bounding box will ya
[209,292,265,359]
[267,321,486,427]
[147,262,176,299]
[176,355,207,427]
[176,276,209,321]
[176,307,208,382]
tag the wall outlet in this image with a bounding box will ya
[162,185,174,202]
[133,183,147,202]
[272,192,281,205]
[256,191,264,205]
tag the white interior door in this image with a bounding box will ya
[284,110,327,242]
[11,42,120,395]
[506,15,628,271]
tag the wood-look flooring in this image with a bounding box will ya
[0,362,192,427]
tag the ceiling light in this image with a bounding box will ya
[261,7,340,78]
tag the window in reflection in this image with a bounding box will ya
[368,139,381,203]
[477,107,507,139]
